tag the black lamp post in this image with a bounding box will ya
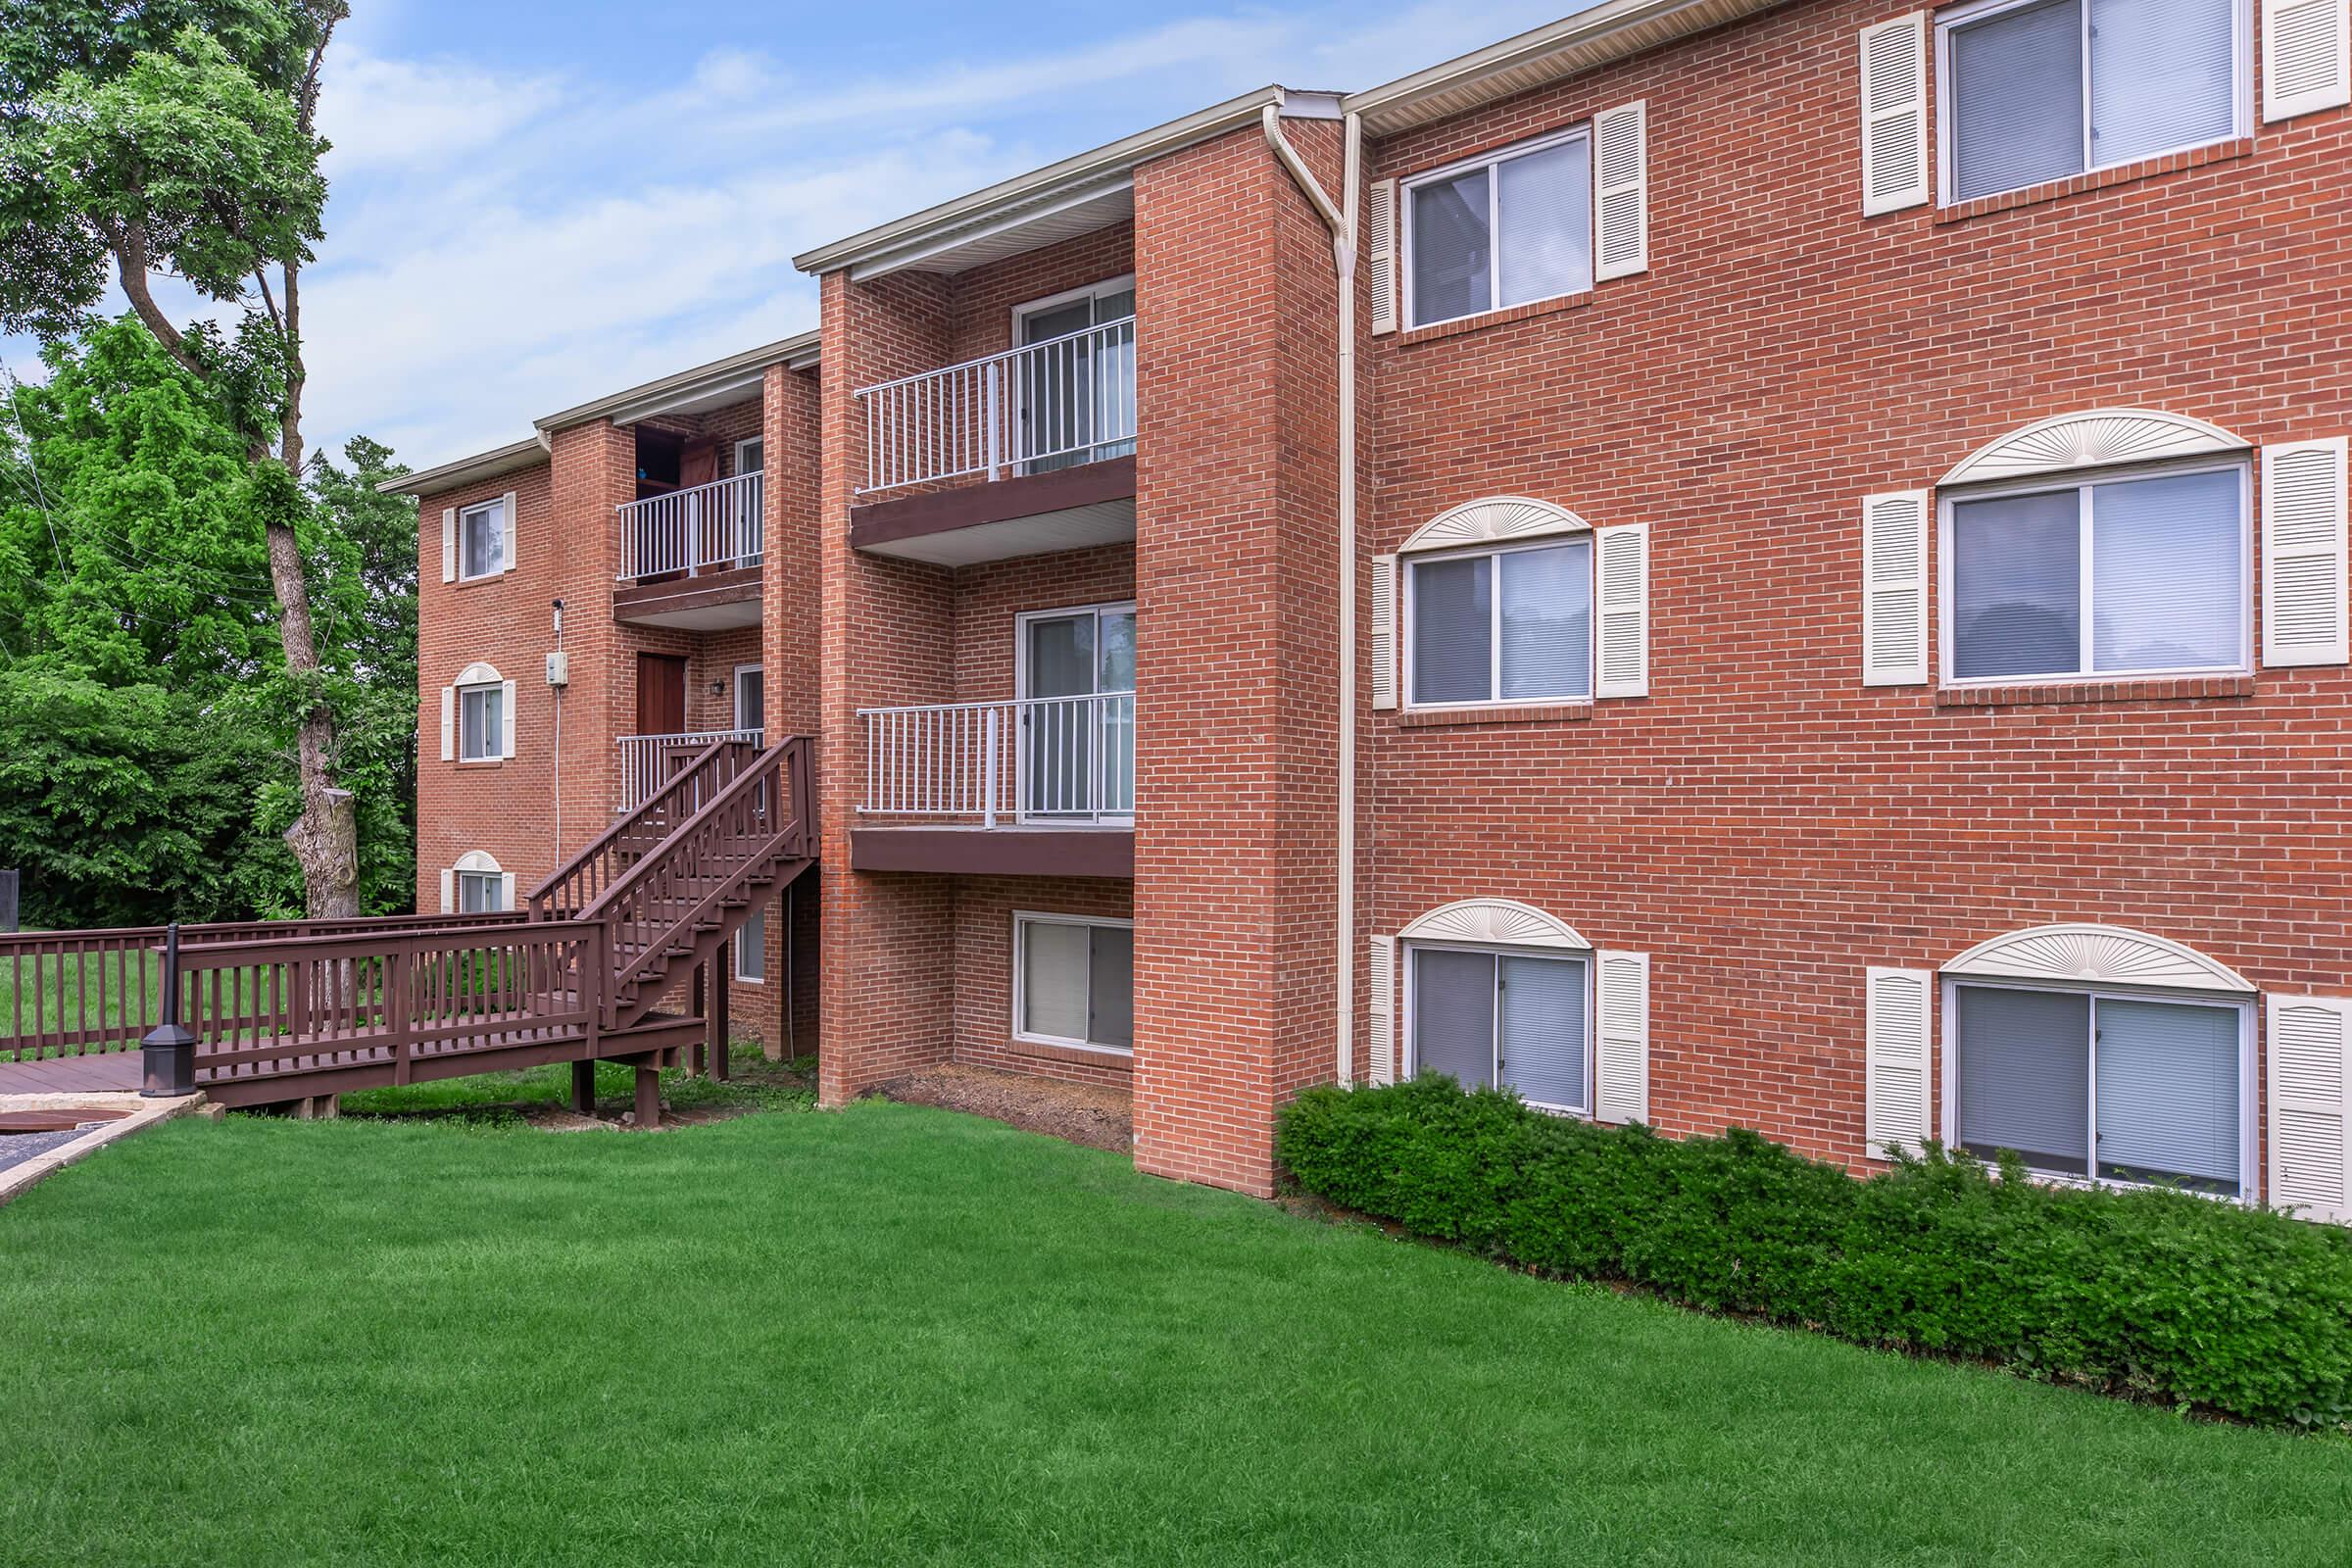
[140,922,195,1098]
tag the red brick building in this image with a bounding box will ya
[399,0,2352,1215]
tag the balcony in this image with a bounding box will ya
[849,318,1138,567]
[612,471,763,628]
[617,728,763,811]
[851,694,1134,876]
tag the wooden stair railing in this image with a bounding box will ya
[573,736,814,1029]
[527,737,760,919]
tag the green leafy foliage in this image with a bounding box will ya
[0,319,415,924]
[1276,1076,2352,1428]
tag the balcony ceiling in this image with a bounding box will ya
[851,180,1134,282]
[851,458,1139,567]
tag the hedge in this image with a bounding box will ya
[1274,1076,2352,1429]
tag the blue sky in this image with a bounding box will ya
[9,0,1585,470]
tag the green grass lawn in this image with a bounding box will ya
[4,1103,2348,1566]
[337,1052,818,1118]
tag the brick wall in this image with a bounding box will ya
[952,876,1136,1088]
[1354,0,2352,1176]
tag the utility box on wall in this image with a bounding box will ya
[546,651,569,687]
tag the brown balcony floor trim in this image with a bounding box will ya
[850,825,1134,878]
[612,564,761,623]
[850,457,1138,552]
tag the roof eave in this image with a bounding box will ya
[532,328,822,437]
[375,438,547,498]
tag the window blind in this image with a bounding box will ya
[1410,169,1491,324]
[1021,921,1089,1042]
[1956,985,2092,1172]
[2090,468,2242,672]
[1496,141,1592,309]
[2088,0,2238,165]
[1410,555,1493,704]
[1951,490,2082,678]
[1499,955,1589,1112]
[1949,0,2086,201]
[1088,925,1134,1051]
[1412,949,1496,1088]
[2093,997,2240,1190]
[1499,541,1592,699]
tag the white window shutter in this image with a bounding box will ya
[499,872,517,912]
[1594,524,1649,698]
[438,869,454,915]
[1862,490,1932,685]
[1594,951,1650,1124]
[439,685,455,761]
[441,508,457,584]
[2268,995,2352,1223]
[2263,0,2350,121]
[2262,437,2349,666]
[501,491,518,572]
[1858,14,1931,215]
[1366,935,1396,1085]
[1592,100,1649,280]
[1364,177,1398,335]
[500,679,518,759]
[1370,553,1399,710]
[1863,967,1933,1159]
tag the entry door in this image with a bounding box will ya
[1015,279,1136,474]
[1019,605,1135,821]
[636,653,687,735]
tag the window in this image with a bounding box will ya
[1950,982,2250,1195]
[1013,913,1133,1053]
[736,908,765,984]
[734,437,763,474]
[458,680,505,761]
[459,496,507,580]
[1408,945,1592,1113]
[456,869,503,913]
[1943,462,2247,682]
[734,664,763,735]
[1407,539,1592,705]
[1937,0,2245,205]
[1017,602,1136,821]
[1404,126,1592,328]
[1013,275,1137,474]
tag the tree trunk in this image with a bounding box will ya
[265,515,359,918]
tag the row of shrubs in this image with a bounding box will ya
[1274,1076,2352,1429]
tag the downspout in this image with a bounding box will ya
[1262,102,1363,1087]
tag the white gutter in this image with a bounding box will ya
[1261,102,1363,1088]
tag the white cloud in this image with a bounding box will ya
[317,48,567,175]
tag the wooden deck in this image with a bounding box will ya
[0,1053,141,1095]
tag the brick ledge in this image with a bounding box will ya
[1937,674,2256,709]
[1933,138,2253,223]
[1397,702,1596,727]
[1397,289,1593,346]
[1008,1038,1135,1072]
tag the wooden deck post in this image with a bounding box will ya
[633,1064,661,1129]
[570,1059,596,1116]
[709,957,729,1082]
[688,962,708,1077]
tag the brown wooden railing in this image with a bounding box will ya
[0,912,526,1063]
[174,921,599,1091]
[528,737,761,919]
[577,737,812,1028]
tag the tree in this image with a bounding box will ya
[0,0,363,914]
[0,318,419,924]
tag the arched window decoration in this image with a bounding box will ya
[1396,900,1594,1115]
[1939,409,2247,487]
[446,850,512,915]
[455,661,503,688]
[1396,898,1592,950]
[1398,496,1592,554]
[451,662,511,762]
[1938,923,2255,1200]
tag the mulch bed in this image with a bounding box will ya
[872,1062,1134,1153]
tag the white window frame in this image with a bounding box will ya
[455,869,504,914]
[1013,599,1137,826]
[1400,122,1593,331]
[1933,0,2253,208]
[1936,455,2253,688]
[1937,974,2258,1200]
[732,662,764,735]
[457,678,505,762]
[1010,910,1135,1055]
[1007,273,1138,343]
[1402,939,1595,1115]
[735,906,765,985]
[733,435,763,475]
[457,496,507,582]
[1402,537,1595,709]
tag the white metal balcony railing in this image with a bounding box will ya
[616,470,764,581]
[617,728,763,810]
[855,317,1137,496]
[858,694,1135,826]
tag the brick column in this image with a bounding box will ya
[1131,119,1346,1195]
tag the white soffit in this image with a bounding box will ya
[1943,924,2255,995]
[1941,409,2249,486]
[1401,495,1591,553]
[852,181,1136,281]
[1345,0,1789,136]
[1397,899,1591,952]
